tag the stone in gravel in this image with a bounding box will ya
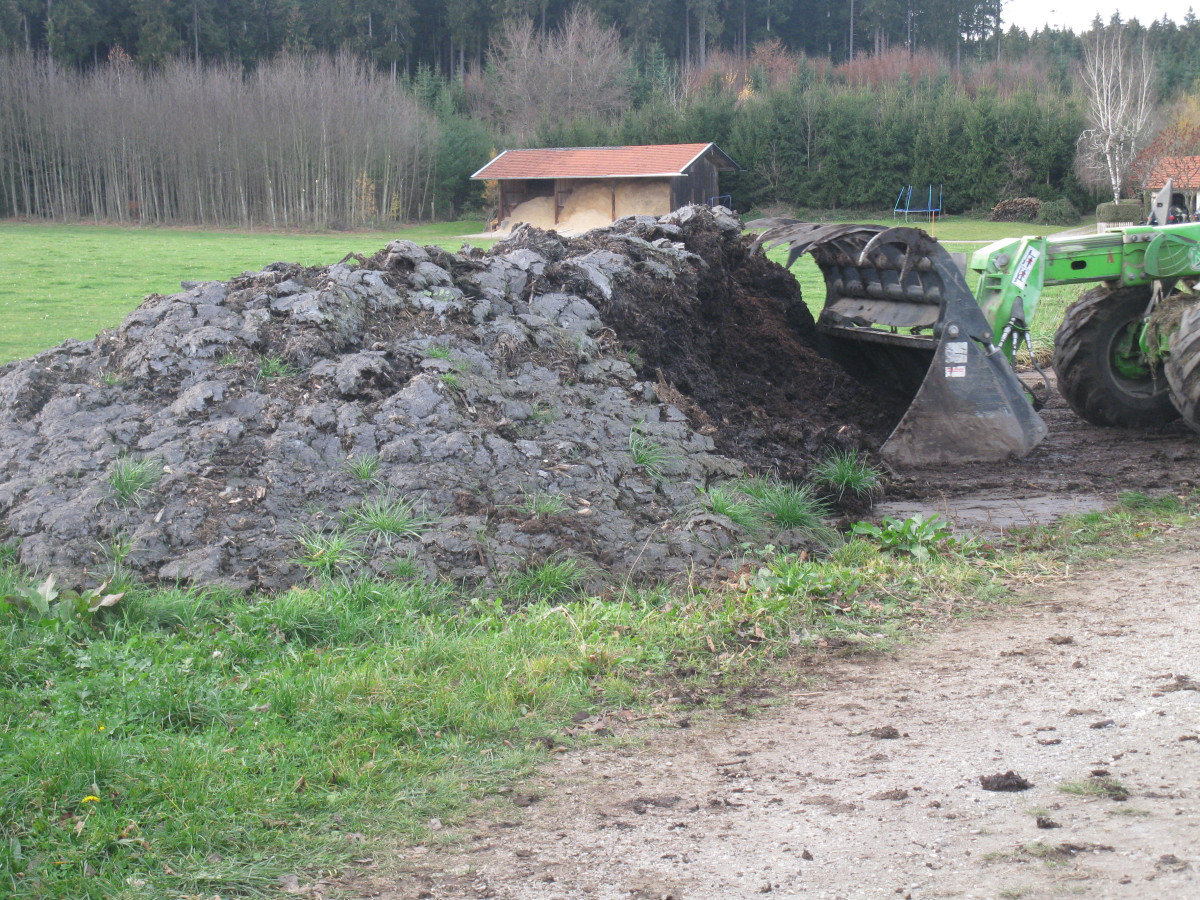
[869,725,901,739]
[1161,675,1200,692]
[979,771,1033,791]
[1090,718,1116,729]
[1036,816,1061,829]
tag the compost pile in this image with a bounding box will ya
[0,206,902,591]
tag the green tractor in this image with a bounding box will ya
[753,186,1200,468]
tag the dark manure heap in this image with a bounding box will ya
[0,206,904,591]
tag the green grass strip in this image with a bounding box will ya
[0,470,1192,895]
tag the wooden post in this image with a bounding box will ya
[554,180,560,225]
[611,181,617,222]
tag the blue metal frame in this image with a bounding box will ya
[893,184,943,221]
[709,194,732,209]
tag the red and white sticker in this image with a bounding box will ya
[1011,246,1041,290]
[945,365,966,378]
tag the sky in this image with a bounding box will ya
[1004,0,1197,32]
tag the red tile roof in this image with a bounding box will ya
[1145,156,1200,191]
[471,143,738,180]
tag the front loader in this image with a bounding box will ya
[752,183,1200,468]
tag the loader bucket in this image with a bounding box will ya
[751,220,1047,467]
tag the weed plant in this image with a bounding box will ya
[852,514,958,561]
[108,454,164,506]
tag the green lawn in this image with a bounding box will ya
[0,221,495,364]
[0,215,1087,366]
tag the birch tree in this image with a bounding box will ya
[1075,25,1156,203]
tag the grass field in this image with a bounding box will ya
[1,214,1089,365]
[0,221,494,364]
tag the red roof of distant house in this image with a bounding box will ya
[1144,155,1200,191]
[471,143,739,180]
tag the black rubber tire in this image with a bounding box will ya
[1052,285,1178,427]
[1166,303,1200,432]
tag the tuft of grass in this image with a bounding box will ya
[344,453,382,482]
[100,371,125,387]
[753,482,837,544]
[258,354,299,379]
[108,454,164,506]
[441,372,462,391]
[425,344,452,359]
[699,484,765,532]
[628,427,674,481]
[530,402,557,424]
[217,350,241,366]
[346,493,434,546]
[810,449,882,502]
[1058,777,1131,801]
[293,527,363,578]
[515,489,568,517]
[501,556,593,605]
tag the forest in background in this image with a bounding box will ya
[2,2,1200,227]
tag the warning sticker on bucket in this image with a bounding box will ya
[1011,246,1041,290]
[945,365,966,378]
[945,341,968,364]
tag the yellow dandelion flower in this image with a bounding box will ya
[81,796,101,803]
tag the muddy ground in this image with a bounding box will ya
[883,372,1200,532]
[351,534,1200,900]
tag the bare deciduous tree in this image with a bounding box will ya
[1075,25,1155,203]
[0,50,440,227]
[484,5,627,141]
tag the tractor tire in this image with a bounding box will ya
[1166,303,1200,431]
[1052,285,1178,428]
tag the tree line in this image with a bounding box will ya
[2,5,1198,227]
[4,0,1200,89]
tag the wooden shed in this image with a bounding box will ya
[471,143,740,233]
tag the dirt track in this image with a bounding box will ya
[358,534,1200,900]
